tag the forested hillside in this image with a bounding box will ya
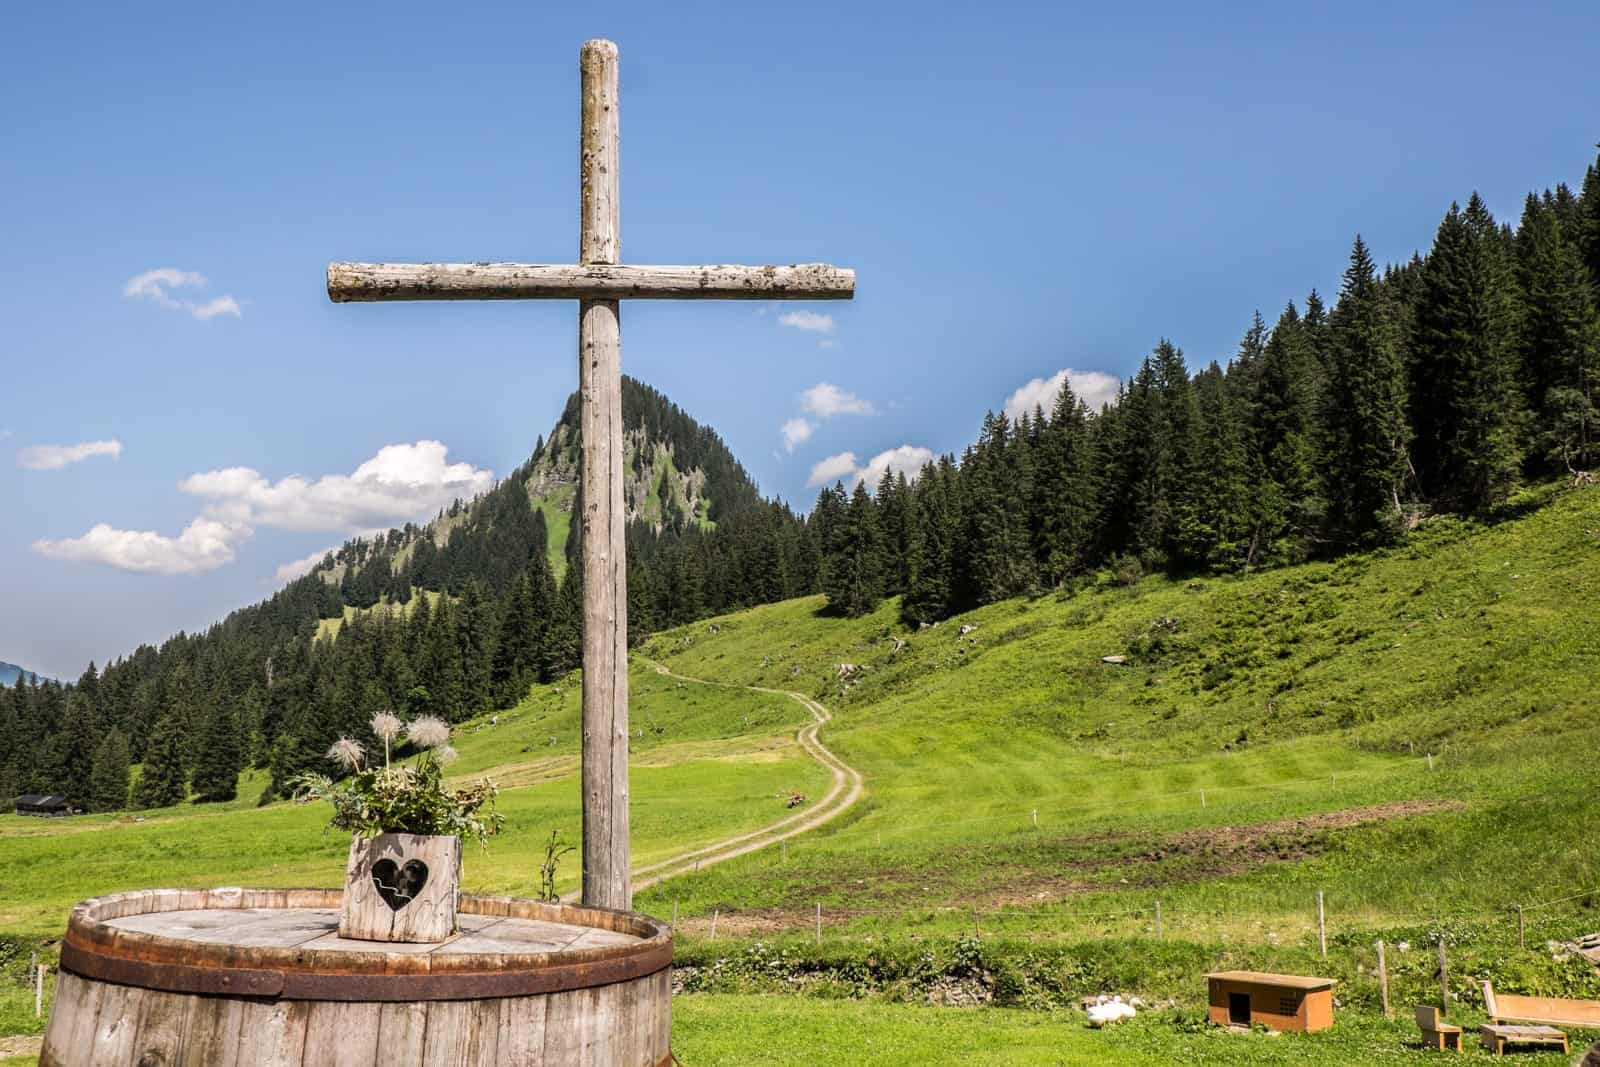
[0,379,817,811]
[4,150,1598,818]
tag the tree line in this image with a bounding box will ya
[7,152,1598,813]
[811,168,1600,622]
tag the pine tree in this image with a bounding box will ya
[191,705,242,803]
[1178,363,1257,568]
[1032,380,1097,583]
[1580,152,1600,293]
[545,569,584,678]
[1517,191,1600,473]
[1409,198,1522,512]
[1323,236,1411,541]
[52,694,98,809]
[1254,302,1324,553]
[491,571,539,707]
[902,460,956,624]
[87,728,132,812]
[135,710,188,809]
[822,480,886,617]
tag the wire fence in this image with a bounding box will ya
[666,883,1600,957]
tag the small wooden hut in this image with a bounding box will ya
[1205,970,1337,1032]
[14,794,71,817]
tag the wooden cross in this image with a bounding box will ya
[327,39,855,912]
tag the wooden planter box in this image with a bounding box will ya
[339,832,461,942]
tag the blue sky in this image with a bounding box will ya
[4,0,1598,679]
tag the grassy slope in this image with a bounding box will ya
[5,483,1598,1062]
[641,483,1598,934]
[639,483,1600,1059]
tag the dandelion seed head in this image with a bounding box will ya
[436,745,459,766]
[326,737,365,771]
[370,710,403,743]
[406,716,451,749]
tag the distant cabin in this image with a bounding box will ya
[14,794,72,817]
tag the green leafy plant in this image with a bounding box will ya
[289,712,505,847]
[538,829,576,902]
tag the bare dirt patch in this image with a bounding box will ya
[1133,799,1463,874]
[680,801,1464,927]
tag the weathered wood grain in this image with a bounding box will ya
[327,261,855,301]
[579,38,631,915]
[580,38,620,267]
[45,888,671,1066]
[339,833,460,943]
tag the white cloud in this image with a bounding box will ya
[123,267,241,320]
[781,418,815,454]
[800,382,876,418]
[778,310,835,334]
[18,439,123,471]
[34,517,250,576]
[805,445,934,488]
[0,429,14,441]
[859,445,936,487]
[180,440,495,533]
[190,296,242,320]
[1003,368,1121,421]
[275,547,335,582]
[807,451,860,487]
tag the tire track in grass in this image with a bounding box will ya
[563,659,864,902]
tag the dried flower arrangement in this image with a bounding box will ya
[290,712,504,847]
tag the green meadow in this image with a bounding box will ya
[5,481,1600,1062]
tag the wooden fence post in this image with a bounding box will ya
[36,964,46,1018]
[1317,891,1327,959]
[1155,900,1163,941]
[1031,808,1038,830]
[671,899,678,927]
[1427,752,1434,771]
[815,902,822,946]
[1437,940,1450,1005]
[1376,940,1390,1017]
[710,909,719,940]
[1200,789,1206,809]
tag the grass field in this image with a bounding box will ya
[4,481,1598,1062]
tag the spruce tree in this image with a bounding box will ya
[88,728,132,812]
[53,695,98,809]
[491,572,539,707]
[902,461,956,624]
[1254,302,1324,553]
[191,705,242,803]
[1409,198,1522,513]
[135,710,188,809]
[1581,153,1600,293]
[1323,236,1410,541]
[544,569,584,678]
[822,480,886,617]
[1032,380,1097,583]
[1517,191,1600,473]
[1178,363,1257,568]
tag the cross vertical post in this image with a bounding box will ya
[326,38,854,918]
[577,38,630,911]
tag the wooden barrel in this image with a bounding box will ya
[42,887,672,1066]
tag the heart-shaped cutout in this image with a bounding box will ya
[371,858,429,911]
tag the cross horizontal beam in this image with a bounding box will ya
[327,262,855,303]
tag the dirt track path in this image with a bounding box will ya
[564,660,864,902]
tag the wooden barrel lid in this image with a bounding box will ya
[59,887,672,1002]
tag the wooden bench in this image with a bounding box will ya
[1480,1023,1567,1057]
[1480,979,1600,1028]
[1415,1004,1462,1051]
